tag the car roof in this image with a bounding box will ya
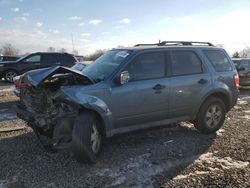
[114,41,220,52]
[116,45,220,52]
[232,58,250,61]
[28,52,73,56]
[0,55,19,57]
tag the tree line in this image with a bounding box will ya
[1,43,250,60]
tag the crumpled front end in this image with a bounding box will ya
[15,66,94,149]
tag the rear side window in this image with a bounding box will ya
[171,51,203,76]
[127,52,165,81]
[43,54,59,65]
[204,50,232,72]
[60,54,76,66]
[24,55,41,62]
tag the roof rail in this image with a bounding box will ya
[134,43,158,47]
[134,41,214,47]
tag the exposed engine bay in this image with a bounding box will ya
[16,67,94,150]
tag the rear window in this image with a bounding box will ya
[61,54,76,65]
[43,54,59,65]
[171,51,203,76]
[204,50,232,72]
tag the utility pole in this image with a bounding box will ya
[71,33,75,52]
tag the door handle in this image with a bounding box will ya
[34,63,41,65]
[198,79,208,84]
[152,84,166,90]
[56,62,61,65]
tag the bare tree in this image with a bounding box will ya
[216,44,224,48]
[58,48,67,53]
[47,47,56,52]
[232,52,240,58]
[1,43,19,56]
[84,49,107,61]
[239,47,250,58]
[72,50,78,55]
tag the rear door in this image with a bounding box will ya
[41,53,61,68]
[110,51,171,127]
[60,54,76,67]
[169,50,211,118]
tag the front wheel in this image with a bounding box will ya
[194,97,226,134]
[71,112,103,163]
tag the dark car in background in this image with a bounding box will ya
[0,55,20,62]
[232,58,250,86]
[0,52,77,82]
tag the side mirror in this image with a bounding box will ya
[120,71,130,85]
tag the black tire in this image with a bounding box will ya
[194,97,226,134]
[3,70,18,83]
[71,111,103,163]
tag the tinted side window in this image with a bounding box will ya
[60,54,76,66]
[24,55,41,62]
[43,54,59,65]
[204,50,232,72]
[127,52,165,81]
[171,51,202,76]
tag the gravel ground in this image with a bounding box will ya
[0,82,249,188]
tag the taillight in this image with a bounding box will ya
[74,61,79,64]
[233,74,239,88]
[14,81,28,89]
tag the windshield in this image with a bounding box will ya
[72,63,86,72]
[81,50,131,82]
[16,54,29,62]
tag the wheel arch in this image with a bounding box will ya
[3,68,20,75]
[78,107,107,138]
[197,91,230,116]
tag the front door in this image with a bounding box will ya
[20,54,41,73]
[110,51,170,128]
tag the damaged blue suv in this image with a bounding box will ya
[15,41,239,163]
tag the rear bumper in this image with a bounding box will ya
[231,92,238,109]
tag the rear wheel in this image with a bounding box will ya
[194,97,226,134]
[71,112,103,163]
[4,70,18,83]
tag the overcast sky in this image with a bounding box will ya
[0,0,250,55]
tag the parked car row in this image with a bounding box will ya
[232,58,250,86]
[0,55,20,62]
[0,52,79,82]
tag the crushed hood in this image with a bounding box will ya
[22,66,94,87]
